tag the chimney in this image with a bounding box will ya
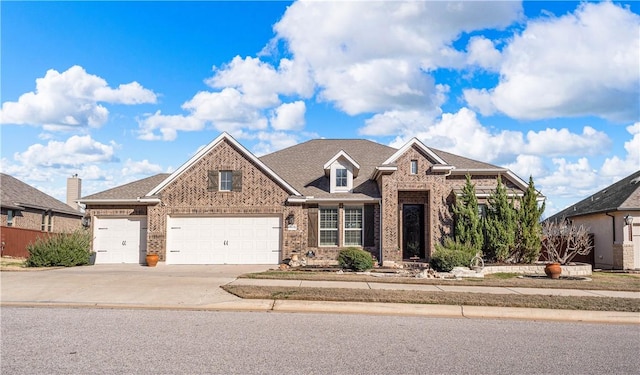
[66,174,82,211]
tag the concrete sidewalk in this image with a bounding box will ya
[1,265,639,324]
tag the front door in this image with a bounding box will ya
[402,204,424,259]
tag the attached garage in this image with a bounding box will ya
[165,216,281,264]
[93,217,147,264]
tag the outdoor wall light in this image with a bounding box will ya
[286,214,295,226]
[624,215,634,226]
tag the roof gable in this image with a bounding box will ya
[383,138,449,166]
[323,150,360,177]
[147,132,301,196]
[1,173,82,216]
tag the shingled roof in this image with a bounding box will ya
[260,139,397,199]
[81,173,171,201]
[0,173,83,216]
[549,170,640,220]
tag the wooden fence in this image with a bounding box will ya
[1,226,56,258]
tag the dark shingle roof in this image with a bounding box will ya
[0,173,83,216]
[81,173,170,200]
[260,139,396,198]
[549,170,640,220]
[430,148,503,170]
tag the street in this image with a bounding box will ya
[2,307,638,374]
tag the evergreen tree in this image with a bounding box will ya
[483,176,517,262]
[452,174,484,252]
[515,176,545,263]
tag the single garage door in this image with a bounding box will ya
[93,217,147,264]
[165,216,281,264]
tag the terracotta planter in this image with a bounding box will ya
[146,254,159,267]
[544,262,562,279]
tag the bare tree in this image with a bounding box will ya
[541,219,593,264]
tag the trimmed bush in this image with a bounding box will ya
[337,247,374,271]
[26,229,92,267]
[430,238,477,272]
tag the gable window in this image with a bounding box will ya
[219,171,233,191]
[319,207,338,246]
[411,160,418,175]
[344,207,363,246]
[209,170,242,192]
[336,168,348,187]
[7,210,14,227]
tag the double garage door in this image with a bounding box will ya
[93,217,147,264]
[166,216,281,265]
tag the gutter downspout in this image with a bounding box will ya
[605,212,615,243]
[378,200,383,266]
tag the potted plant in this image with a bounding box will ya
[146,253,159,267]
[541,219,593,279]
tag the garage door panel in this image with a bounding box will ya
[166,216,280,265]
[93,217,147,264]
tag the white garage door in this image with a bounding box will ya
[93,217,147,264]
[166,216,281,264]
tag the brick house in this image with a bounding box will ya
[79,132,530,266]
[1,173,83,233]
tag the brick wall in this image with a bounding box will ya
[1,208,81,233]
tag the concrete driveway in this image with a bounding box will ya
[0,264,274,308]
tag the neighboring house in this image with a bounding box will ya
[1,173,84,233]
[79,132,532,266]
[547,170,640,270]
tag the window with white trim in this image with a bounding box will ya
[410,160,418,175]
[344,207,363,246]
[319,207,338,246]
[219,171,232,191]
[336,168,347,187]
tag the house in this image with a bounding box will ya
[79,132,531,266]
[1,173,84,232]
[547,170,640,270]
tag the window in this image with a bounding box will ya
[344,207,363,246]
[7,210,14,227]
[410,160,418,175]
[336,168,347,187]
[219,171,232,191]
[319,208,338,246]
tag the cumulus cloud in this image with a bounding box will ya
[524,126,611,156]
[270,101,306,131]
[0,65,157,130]
[601,122,640,177]
[466,36,502,72]
[121,159,164,176]
[13,135,118,168]
[465,2,640,122]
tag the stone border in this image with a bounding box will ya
[480,263,592,277]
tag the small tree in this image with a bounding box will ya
[541,219,593,264]
[483,176,517,262]
[452,174,484,252]
[515,176,545,263]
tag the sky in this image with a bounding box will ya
[1,0,639,217]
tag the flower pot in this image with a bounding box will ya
[146,254,159,267]
[544,262,562,279]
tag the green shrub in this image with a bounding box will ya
[337,247,374,271]
[26,229,92,267]
[430,238,477,272]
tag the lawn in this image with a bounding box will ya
[240,269,640,292]
[222,285,640,312]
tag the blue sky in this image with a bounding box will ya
[1,1,639,217]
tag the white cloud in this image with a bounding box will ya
[138,111,204,141]
[121,159,164,177]
[466,2,640,122]
[270,101,306,131]
[537,158,598,198]
[601,122,640,177]
[13,135,118,168]
[0,65,157,130]
[466,36,502,72]
[524,126,611,156]
[252,131,302,156]
[504,155,546,181]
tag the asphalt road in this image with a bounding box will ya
[2,307,639,375]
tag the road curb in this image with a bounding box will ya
[3,300,638,324]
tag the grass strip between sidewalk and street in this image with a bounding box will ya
[221,285,640,312]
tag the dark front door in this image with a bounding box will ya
[402,204,424,259]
